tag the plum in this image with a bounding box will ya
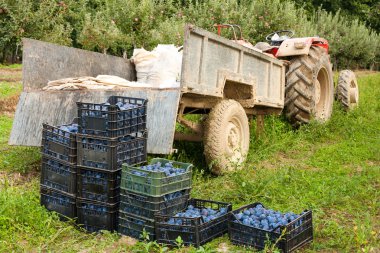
[233,205,306,232]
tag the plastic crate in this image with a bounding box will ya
[119,188,190,219]
[40,155,76,195]
[77,131,147,171]
[155,199,232,247]
[121,158,192,196]
[40,186,76,219]
[41,122,77,164]
[118,211,155,241]
[76,198,119,232]
[77,96,147,138]
[228,203,313,253]
[77,167,121,203]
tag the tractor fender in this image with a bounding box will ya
[276,37,329,57]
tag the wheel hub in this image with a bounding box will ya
[226,122,240,152]
[314,66,331,120]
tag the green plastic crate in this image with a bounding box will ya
[121,158,192,196]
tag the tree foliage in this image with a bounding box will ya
[0,0,378,69]
[289,0,380,33]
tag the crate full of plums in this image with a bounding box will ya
[77,96,147,138]
[155,199,232,247]
[121,158,192,197]
[228,202,313,253]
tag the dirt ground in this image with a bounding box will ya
[0,67,22,114]
[0,68,22,82]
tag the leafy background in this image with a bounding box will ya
[0,0,379,69]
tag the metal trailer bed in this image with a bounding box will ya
[10,25,285,159]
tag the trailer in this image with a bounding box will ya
[12,24,344,175]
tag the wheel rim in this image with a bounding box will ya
[224,116,243,163]
[350,80,359,104]
[315,79,321,105]
[315,67,331,120]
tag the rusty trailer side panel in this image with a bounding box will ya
[181,25,285,109]
[21,38,136,91]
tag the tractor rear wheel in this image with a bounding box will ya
[336,70,359,110]
[203,99,250,175]
[285,46,334,126]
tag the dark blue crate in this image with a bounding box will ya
[77,96,147,138]
[40,186,76,219]
[77,167,121,203]
[41,122,77,164]
[40,155,76,195]
[228,203,313,253]
[155,199,232,247]
[77,199,118,232]
[77,131,147,171]
[119,188,190,219]
[118,211,155,240]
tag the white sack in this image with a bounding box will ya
[146,44,182,88]
[132,48,158,84]
[132,45,182,88]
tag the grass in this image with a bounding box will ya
[0,64,22,69]
[0,69,379,252]
[0,82,22,99]
[0,115,41,173]
[0,66,40,173]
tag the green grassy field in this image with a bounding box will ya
[0,67,379,252]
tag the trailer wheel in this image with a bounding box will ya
[285,46,334,126]
[336,70,359,110]
[203,100,250,175]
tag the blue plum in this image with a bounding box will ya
[234,204,306,232]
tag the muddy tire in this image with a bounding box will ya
[285,46,334,126]
[203,100,250,175]
[336,70,359,111]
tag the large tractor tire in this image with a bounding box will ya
[285,46,334,126]
[203,100,250,175]
[336,70,359,111]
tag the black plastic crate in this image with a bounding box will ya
[77,167,121,203]
[119,188,190,219]
[40,186,76,219]
[228,203,313,253]
[41,122,77,164]
[77,131,147,171]
[118,211,155,241]
[76,198,119,233]
[40,155,77,195]
[77,96,147,138]
[155,199,232,247]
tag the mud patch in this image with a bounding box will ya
[104,236,137,253]
[0,68,22,82]
[0,169,39,187]
[0,93,20,114]
[217,242,230,252]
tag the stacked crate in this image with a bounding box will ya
[118,158,192,240]
[76,96,148,232]
[40,121,78,219]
